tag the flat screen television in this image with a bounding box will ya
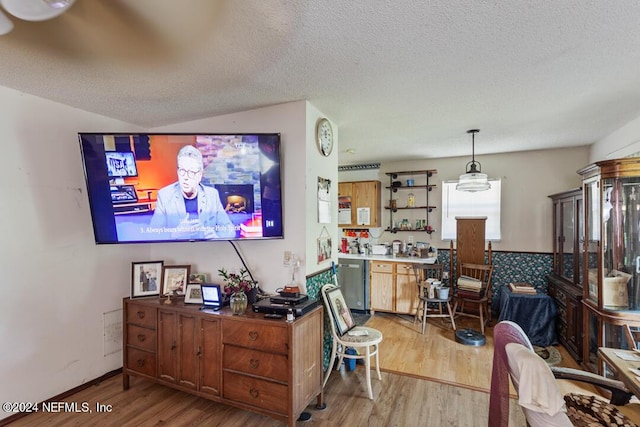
[79,133,283,244]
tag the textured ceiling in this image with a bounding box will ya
[0,0,639,164]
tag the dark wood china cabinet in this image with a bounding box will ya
[578,158,640,374]
[548,188,584,362]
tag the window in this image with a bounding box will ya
[441,179,501,240]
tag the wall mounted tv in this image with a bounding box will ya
[79,133,283,244]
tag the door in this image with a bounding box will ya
[199,316,220,396]
[370,262,394,312]
[395,262,416,314]
[158,310,178,383]
[178,314,198,390]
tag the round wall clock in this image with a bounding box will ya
[315,118,334,156]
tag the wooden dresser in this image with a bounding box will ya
[123,297,324,426]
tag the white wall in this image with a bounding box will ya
[0,86,147,419]
[304,104,339,276]
[339,146,590,252]
[591,115,640,162]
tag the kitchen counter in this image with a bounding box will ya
[338,253,437,264]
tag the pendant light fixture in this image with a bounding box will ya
[456,129,491,192]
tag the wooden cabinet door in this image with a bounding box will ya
[199,316,221,396]
[395,262,417,314]
[158,310,177,383]
[338,182,354,226]
[177,314,198,390]
[354,181,381,227]
[370,262,394,311]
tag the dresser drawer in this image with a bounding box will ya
[126,303,157,328]
[370,262,393,273]
[222,321,288,354]
[126,347,156,377]
[223,345,288,383]
[127,324,157,351]
[223,371,287,414]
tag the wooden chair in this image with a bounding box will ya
[321,284,383,399]
[412,263,455,333]
[452,262,493,334]
[489,320,633,427]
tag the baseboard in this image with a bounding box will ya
[0,368,122,427]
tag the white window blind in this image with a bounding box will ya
[441,179,501,240]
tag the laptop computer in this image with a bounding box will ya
[200,283,223,311]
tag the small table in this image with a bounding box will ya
[598,347,640,398]
[498,286,558,347]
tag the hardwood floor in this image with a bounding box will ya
[4,312,640,426]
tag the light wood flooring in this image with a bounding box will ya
[4,313,640,426]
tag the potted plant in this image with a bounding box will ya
[218,268,258,314]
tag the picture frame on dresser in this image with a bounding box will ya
[184,283,203,304]
[160,265,191,297]
[188,273,207,284]
[131,260,163,298]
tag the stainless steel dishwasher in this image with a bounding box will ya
[337,258,369,313]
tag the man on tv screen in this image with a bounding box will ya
[149,145,236,239]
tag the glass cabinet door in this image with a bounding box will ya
[576,193,584,288]
[601,176,640,311]
[584,178,600,303]
[560,198,575,282]
[585,308,600,372]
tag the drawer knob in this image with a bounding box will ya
[136,359,145,368]
[137,311,145,319]
[249,359,259,369]
[248,331,259,341]
[249,388,259,399]
[137,334,146,342]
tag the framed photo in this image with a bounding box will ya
[160,265,191,297]
[188,273,207,284]
[131,261,163,298]
[317,235,332,263]
[184,283,203,304]
[325,286,355,336]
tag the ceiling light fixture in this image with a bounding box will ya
[0,9,13,35]
[456,129,491,192]
[1,0,75,21]
[0,0,75,35]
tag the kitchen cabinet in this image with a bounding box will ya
[384,170,437,234]
[547,188,583,362]
[338,180,381,228]
[123,298,323,427]
[370,260,417,314]
[578,159,640,373]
